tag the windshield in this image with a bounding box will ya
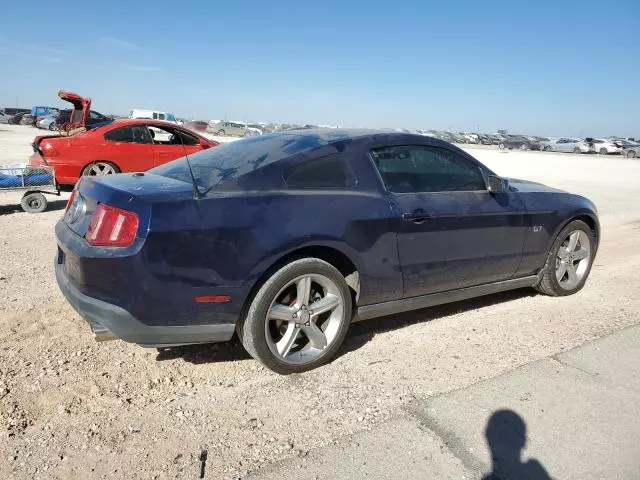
[150,132,336,192]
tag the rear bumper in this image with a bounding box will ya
[55,260,236,347]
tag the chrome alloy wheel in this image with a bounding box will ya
[265,274,344,365]
[555,230,591,290]
[86,162,117,176]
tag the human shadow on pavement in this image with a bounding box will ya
[482,409,551,480]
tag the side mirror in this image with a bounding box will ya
[200,139,211,149]
[487,175,508,194]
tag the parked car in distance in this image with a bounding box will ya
[53,109,112,130]
[7,112,27,124]
[591,139,622,155]
[246,124,264,135]
[29,106,59,126]
[20,114,36,125]
[183,120,209,132]
[622,144,640,158]
[3,107,30,116]
[0,109,11,124]
[54,130,599,374]
[542,138,592,153]
[499,135,540,150]
[28,119,219,186]
[210,120,250,137]
[129,109,178,124]
[36,115,59,131]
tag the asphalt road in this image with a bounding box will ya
[249,325,640,479]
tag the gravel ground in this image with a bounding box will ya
[1,124,639,479]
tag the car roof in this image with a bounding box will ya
[235,128,462,151]
[108,118,181,127]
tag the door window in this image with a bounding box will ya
[104,126,152,144]
[158,113,166,120]
[370,145,486,193]
[284,154,356,188]
[148,125,199,146]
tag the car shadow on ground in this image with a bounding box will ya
[157,288,537,366]
[339,288,537,358]
[482,409,551,479]
[0,198,67,215]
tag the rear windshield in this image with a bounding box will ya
[150,133,332,191]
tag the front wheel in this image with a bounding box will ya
[238,258,352,374]
[535,220,595,296]
[599,148,608,155]
[627,150,636,159]
[217,129,225,136]
[499,143,505,150]
[49,123,57,131]
[573,147,581,154]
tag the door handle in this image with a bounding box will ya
[402,210,432,224]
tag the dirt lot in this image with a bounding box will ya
[1,124,639,479]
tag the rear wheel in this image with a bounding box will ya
[573,147,581,154]
[520,143,528,151]
[599,148,608,155]
[82,161,120,177]
[499,143,505,150]
[217,129,225,136]
[48,123,57,131]
[21,192,47,213]
[535,220,595,296]
[627,150,637,159]
[238,258,352,374]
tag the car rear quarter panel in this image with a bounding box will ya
[143,191,403,311]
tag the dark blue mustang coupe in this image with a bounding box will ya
[55,130,599,373]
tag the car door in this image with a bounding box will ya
[102,124,155,172]
[147,124,204,167]
[370,144,528,297]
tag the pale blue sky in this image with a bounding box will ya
[1,0,638,136]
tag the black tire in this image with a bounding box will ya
[599,148,608,155]
[573,147,581,154]
[217,129,225,136]
[238,258,353,374]
[520,143,528,151]
[627,150,637,159]
[535,220,595,297]
[49,123,57,131]
[499,143,505,150]
[21,192,47,213]
[81,161,120,176]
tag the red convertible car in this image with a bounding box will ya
[29,118,219,186]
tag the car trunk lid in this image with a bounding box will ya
[66,173,195,239]
[58,90,91,130]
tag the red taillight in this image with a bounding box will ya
[85,204,139,247]
[65,189,77,213]
[42,142,59,157]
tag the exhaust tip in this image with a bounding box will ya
[87,318,118,342]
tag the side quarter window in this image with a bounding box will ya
[104,126,134,142]
[104,126,151,144]
[370,145,486,193]
[284,154,356,189]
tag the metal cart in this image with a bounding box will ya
[0,165,59,213]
